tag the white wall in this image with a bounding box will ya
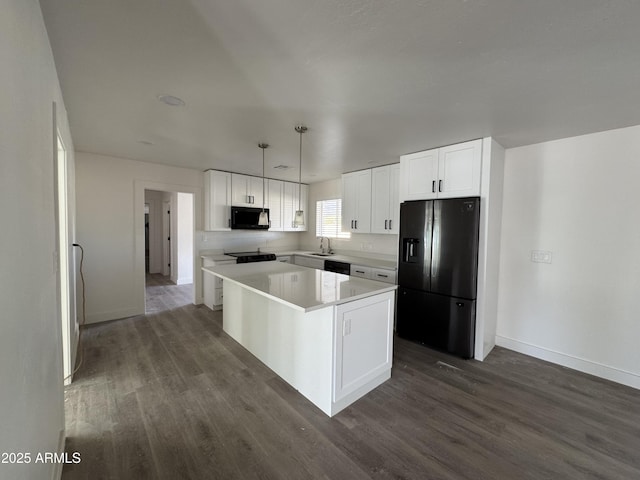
[300,178,398,258]
[75,152,202,323]
[175,192,194,285]
[0,1,75,479]
[497,125,640,389]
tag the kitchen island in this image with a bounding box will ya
[202,261,397,416]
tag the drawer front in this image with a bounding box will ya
[372,269,396,284]
[350,265,372,279]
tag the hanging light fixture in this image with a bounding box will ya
[294,125,307,227]
[258,142,269,226]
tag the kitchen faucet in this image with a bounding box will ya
[319,237,332,254]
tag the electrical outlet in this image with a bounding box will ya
[531,250,553,264]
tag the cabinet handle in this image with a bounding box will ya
[385,219,388,230]
[389,219,392,230]
[356,270,365,274]
[228,218,231,227]
[351,220,354,229]
[438,180,442,192]
[432,180,436,193]
[377,274,388,278]
[354,220,357,229]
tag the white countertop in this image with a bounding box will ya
[200,253,235,261]
[203,261,396,312]
[275,251,397,270]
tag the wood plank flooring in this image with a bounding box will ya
[145,274,192,314]
[63,296,640,479]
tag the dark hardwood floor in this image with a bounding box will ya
[63,291,640,479]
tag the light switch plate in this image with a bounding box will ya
[531,250,553,264]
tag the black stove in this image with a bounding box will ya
[227,251,277,264]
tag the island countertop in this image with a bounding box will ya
[202,261,397,312]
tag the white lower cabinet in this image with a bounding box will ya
[293,255,325,270]
[350,265,373,279]
[333,293,394,403]
[350,265,396,284]
[202,258,236,310]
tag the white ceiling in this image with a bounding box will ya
[40,0,640,183]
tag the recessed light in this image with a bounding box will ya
[157,94,185,106]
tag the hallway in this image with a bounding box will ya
[145,273,192,314]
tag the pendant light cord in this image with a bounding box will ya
[295,126,307,210]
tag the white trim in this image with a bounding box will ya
[496,335,640,390]
[85,306,141,324]
[133,180,202,315]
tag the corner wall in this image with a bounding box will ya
[75,152,202,323]
[497,125,640,389]
[0,1,74,478]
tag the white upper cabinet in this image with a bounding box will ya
[400,139,482,201]
[205,170,307,232]
[204,170,232,231]
[231,173,264,207]
[266,179,284,231]
[399,148,439,201]
[283,182,308,232]
[342,169,372,233]
[371,164,400,234]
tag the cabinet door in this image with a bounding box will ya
[370,164,400,234]
[204,170,232,231]
[231,174,263,206]
[283,181,308,231]
[342,170,371,233]
[387,164,400,233]
[231,173,251,206]
[399,148,439,201]
[437,139,482,198]
[370,166,390,234]
[299,184,308,232]
[267,179,284,231]
[333,293,394,402]
[249,175,265,208]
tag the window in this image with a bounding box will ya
[316,199,350,239]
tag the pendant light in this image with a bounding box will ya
[258,143,269,226]
[294,125,307,227]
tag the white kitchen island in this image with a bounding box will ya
[202,261,397,417]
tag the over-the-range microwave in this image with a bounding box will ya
[231,206,270,230]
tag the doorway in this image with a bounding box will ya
[143,189,194,313]
[55,130,74,384]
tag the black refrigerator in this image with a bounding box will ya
[396,198,480,359]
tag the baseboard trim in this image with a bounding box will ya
[86,306,142,324]
[495,335,640,390]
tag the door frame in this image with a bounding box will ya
[133,181,201,315]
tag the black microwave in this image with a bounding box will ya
[231,206,269,230]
